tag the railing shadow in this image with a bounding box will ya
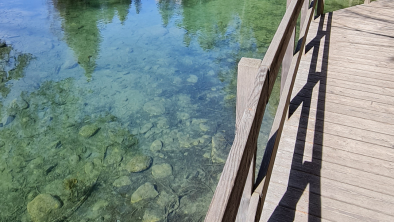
[260,12,332,221]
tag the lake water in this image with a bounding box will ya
[0,0,365,221]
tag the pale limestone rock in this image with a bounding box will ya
[27,194,62,222]
[143,101,165,116]
[130,182,158,203]
[143,207,163,222]
[79,124,100,137]
[140,123,153,134]
[187,75,198,83]
[92,200,109,211]
[125,155,152,173]
[152,163,172,179]
[113,176,131,187]
[150,140,162,152]
[199,123,209,131]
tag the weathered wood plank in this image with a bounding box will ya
[280,121,394,160]
[285,111,394,148]
[279,137,394,179]
[262,1,394,221]
[264,178,394,222]
[290,92,394,115]
[297,65,394,82]
[293,73,394,94]
[274,150,394,198]
[292,84,394,106]
[261,199,330,222]
[235,58,261,222]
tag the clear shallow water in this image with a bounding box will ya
[0,0,287,221]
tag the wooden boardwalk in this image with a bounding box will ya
[261,0,394,221]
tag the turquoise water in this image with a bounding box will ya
[0,0,286,221]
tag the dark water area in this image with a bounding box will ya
[0,0,364,221]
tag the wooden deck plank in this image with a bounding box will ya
[293,73,394,94]
[259,1,394,221]
[263,169,394,221]
[290,93,394,115]
[274,150,394,197]
[279,137,394,178]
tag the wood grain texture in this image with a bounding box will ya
[235,58,261,222]
[205,0,309,220]
[262,1,394,221]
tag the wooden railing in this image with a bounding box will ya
[204,0,323,221]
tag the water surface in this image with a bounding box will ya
[0,0,286,221]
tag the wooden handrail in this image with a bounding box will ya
[204,0,323,221]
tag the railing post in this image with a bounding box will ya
[235,57,261,222]
[281,0,295,95]
[317,0,324,16]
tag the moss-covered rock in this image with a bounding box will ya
[151,163,172,179]
[125,155,152,173]
[130,182,158,203]
[79,124,100,138]
[27,194,62,222]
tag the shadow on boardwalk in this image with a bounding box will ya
[259,12,333,221]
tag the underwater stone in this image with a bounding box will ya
[140,123,153,134]
[150,140,162,153]
[125,155,152,173]
[151,163,172,179]
[211,133,228,163]
[177,112,190,120]
[92,199,109,212]
[130,182,158,204]
[84,162,94,174]
[113,176,131,187]
[199,123,210,132]
[156,118,169,129]
[5,115,15,125]
[156,191,173,207]
[79,124,100,138]
[69,154,80,165]
[27,194,62,222]
[143,101,165,116]
[29,157,44,169]
[142,207,163,222]
[0,140,5,148]
[187,75,198,83]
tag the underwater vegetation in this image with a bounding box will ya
[0,40,33,97]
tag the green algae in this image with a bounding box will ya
[0,41,33,97]
[0,0,291,220]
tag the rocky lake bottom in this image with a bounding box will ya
[0,0,363,220]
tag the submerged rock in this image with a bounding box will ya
[4,115,15,126]
[27,194,62,222]
[143,207,164,222]
[92,199,109,211]
[69,154,80,165]
[187,75,198,83]
[140,123,153,134]
[151,163,172,179]
[211,132,229,163]
[79,124,100,138]
[150,140,162,152]
[143,101,165,116]
[199,123,210,132]
[130,182,158,203]
[113,176,131,187]
[125,155,152,173]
